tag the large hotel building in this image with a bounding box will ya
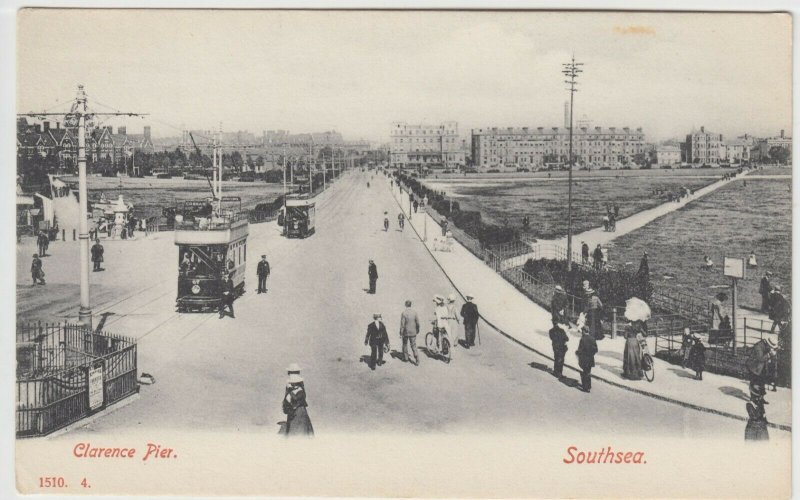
[471,125,646,170]
[389,121,465,169]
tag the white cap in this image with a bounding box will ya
[287,363,301,374]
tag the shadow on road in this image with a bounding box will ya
[719,385,750,401]
[668,367,698,379]
[598,350,623,361]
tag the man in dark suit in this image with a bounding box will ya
[460,294,480,348]
[365,314,389,371]
[549,320,569,379]
[256,255,270,294]
[91,239,104,272]
[368,260,378,294]
[219,273,236,319]
[576,326,598,392]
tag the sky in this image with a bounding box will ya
[17,9,792,143]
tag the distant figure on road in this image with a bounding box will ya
[91,239,104,272]
[257,255,270,294]
[602,214,610,232]
[218,273,236,319]
[30,253,45,286]
[747,251,758,269]
[365,313,389,371]
[367,259,379,294]
[549,319,569,379]
[613,203,620,219]
[441,220,449,237]
[576,326,598,393]
[702,255,714,271]
[592,244,604,271]
[522,215,530,229]
[384,216,389,231]
[759,272,773,313]
[768,286,789,334]
[581,241,589,266]
[398,212,405,230]
[460,294,479,348]
[413,200,419,213]
[282,374,314,437]
[367,181,370,188]
[37,231,48,257]
[399,300,420,365]
[637,251,649,280]
[551,285,569,325]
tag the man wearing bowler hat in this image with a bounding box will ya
[365,313,389,370]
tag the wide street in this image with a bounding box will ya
[17,170,777,439]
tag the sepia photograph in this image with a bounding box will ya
[7,5,795,498]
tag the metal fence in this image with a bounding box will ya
[16,322,138,437]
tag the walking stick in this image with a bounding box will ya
[477,321,482,346]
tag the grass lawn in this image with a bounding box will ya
[605,178,791,310]
[423,173,718,239]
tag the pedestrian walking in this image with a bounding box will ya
[282,374,314,437]
[768,286,789,333]
[551,285,569,325]
[441,220,448,237]
[91,239,104,272]
[592,244,604,271]
[581,241,589,266]
[746,337,777,404]
[549,320,568,378]
[759,272,772,313]
[680,327,694,368]
[446,294,461,348]
[710,292,726,330]
[399,300,420,365]
[622,321,645,380]
[688,334,706,380]
[398,212,405,230]
[586,290,604,340]
[218,273,236,319]
[256,255,270,294]
[613,203,620,219]
[384,216,389,231]
[364,313,389,371]
[637,251,649,279]
[37,231,48,257]
[413,200,419,213]
[747,251,758,269]
[30,253,45,285]
[576,326,598,393]
[368,259,378,294]
[460,294,479,348]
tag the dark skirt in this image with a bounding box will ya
[286,406,314,437]
[623,337,643,380]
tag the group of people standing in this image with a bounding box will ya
[759,271,790,334]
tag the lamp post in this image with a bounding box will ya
[562,55,583,271]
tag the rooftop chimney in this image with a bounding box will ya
[700,126,705,133]
[56,121,60,130]
[43,121,50,132]
[35,124,41,133]
[781,129,784,138]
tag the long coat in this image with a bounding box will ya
[623,332,644,380]
[549,325,569,354]
[284,386,314,437]
[91,243,104,262]
[257,260,270,276]
[576,333,598,370]
[368,263,378,281]
[460,301,479,326]
[365,321,389,346]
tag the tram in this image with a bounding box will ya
[281,194,316,238]
[174,196,250,312]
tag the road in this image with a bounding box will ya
[19,170,770,439]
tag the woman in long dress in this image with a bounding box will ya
[283,375,314,437]
[447,294,461,347]
[623,321,644,380]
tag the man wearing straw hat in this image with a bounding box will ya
[365,313,389,371]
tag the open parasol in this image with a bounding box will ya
[624,297,652,322]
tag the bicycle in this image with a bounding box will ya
[640,337,655,382]
[425,321,451,363]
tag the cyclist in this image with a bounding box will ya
[433,295,450,349]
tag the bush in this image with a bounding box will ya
[522,258,652,307]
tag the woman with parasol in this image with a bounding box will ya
[622,297,651,381]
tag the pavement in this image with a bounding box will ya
[391,179,791,431]
[14,170,788,440]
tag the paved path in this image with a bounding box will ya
[391,179,791,431]
[15,170,780,440]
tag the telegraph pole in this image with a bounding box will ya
[18,84,146,329]
[562,55,583,271]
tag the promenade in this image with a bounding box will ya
[14,170,778,440]
[391,178,791,430]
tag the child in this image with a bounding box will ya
[688,334,706,380]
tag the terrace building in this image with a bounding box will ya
[655,145,681,166]
[390,121,465,169]
[685,126,722,164]
[719,139,751,164]
[470,125,646,171]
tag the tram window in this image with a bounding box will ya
[239,247,242,263]
[243,245,246,262]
